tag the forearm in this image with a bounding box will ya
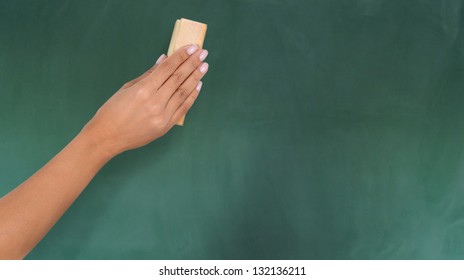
[0,130,113,259]
[0,46,207,259]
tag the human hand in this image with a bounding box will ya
[80,44,209,158]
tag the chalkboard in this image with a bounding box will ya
[1,0,464,259]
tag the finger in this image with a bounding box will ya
[140,44,199,90]
[122,54,166,89]
[165,62,208,116]
[157,49,208,105]
[167,82,202,126]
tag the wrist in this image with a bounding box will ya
[74,127,119,163]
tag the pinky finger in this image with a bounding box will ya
[168,81,202,126]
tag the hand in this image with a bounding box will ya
[80,44,209,158]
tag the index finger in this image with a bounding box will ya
[140,44,199,90]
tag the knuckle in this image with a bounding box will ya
[151,102,162,113]
[179,49,190,60]
[172,72,184,84]
[188,95,197,104]
[181,103,190,114]
[146,67,155,74]
[189,59,199,69]
[176,87,188,99]
[135,87,151,98]
[193,69,203,80]
[151,118,165,130]
[162,61,176,73]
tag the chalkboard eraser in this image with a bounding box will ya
[167,18,207,126]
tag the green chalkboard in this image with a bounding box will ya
[1,0,464,259]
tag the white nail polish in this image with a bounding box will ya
[199,50,208,61]
[187,44,199,55]
[196,81,203,91]
[156,54,166,64]
[199,62,209,73]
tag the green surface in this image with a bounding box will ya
[1,0,464,259]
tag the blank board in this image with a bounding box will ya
[1,0,464,260]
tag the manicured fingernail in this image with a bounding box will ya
[196,81,203,92]
[199,62,209,73]
[199,50,208,61]
[187,44,199,55]
[155,54,167,64]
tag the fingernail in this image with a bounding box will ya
[196,81,203,92]
[199,50,209,61]
[187,44,199,55]
[199,62,209,73]
[155,54,167,64]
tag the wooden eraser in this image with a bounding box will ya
[167,18,207,126]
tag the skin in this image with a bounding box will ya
[0,44,209,259]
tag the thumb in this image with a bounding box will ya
[122,54,167,89]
